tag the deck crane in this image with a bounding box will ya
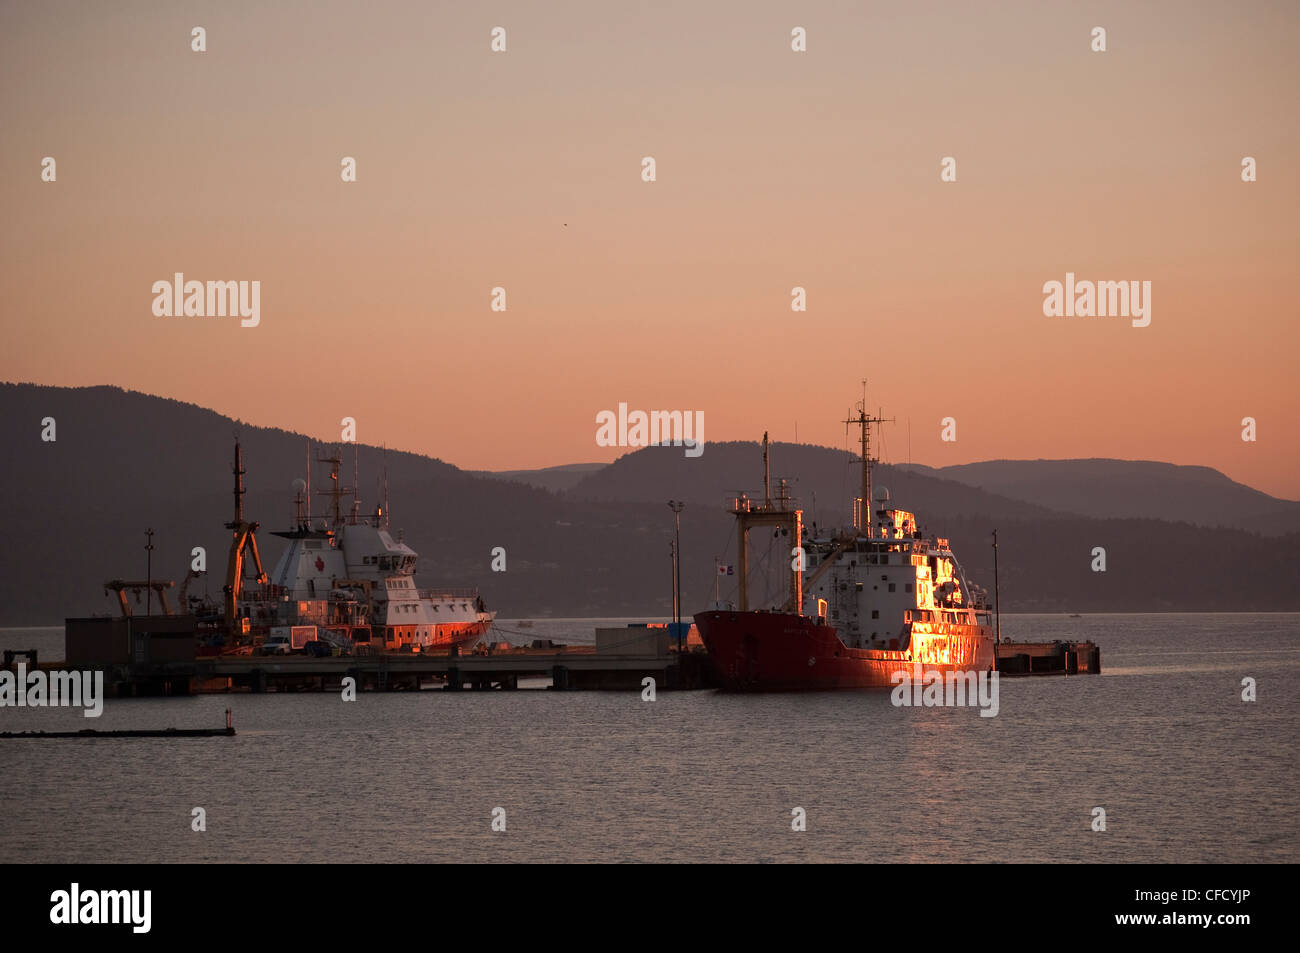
[223,441,268,644]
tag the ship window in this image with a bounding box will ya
[906,583,913,593]
[871,610,879,619]
[888,583,896,593]
[856,583,863,592]
[881,575,888,581]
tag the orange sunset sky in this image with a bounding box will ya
[2,1,1297,497]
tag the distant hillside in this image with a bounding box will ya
[564,440,1062,529]
[1,383,1298,623]
[929,515,1299,613]
[0,383,717,624]
[476,462,607,494]
[899,459,1300,536]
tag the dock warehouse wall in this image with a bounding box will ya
[66,616,197,666]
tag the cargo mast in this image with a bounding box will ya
[730,443,802,613]
[844,383,893,534]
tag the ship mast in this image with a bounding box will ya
[232,441,246,524]
[844,382,893,535]
[353,445,361,524]
[762,432,771,507]
[314,447,358,527]
[304,441,311,526]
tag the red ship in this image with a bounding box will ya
[695,398,996,691]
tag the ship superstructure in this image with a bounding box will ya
[695,396,995,690]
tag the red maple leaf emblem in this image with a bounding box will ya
[315,557,325,572]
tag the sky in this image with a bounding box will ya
[2,0,1297,498]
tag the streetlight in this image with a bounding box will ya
[667,501,684,655]
[145,528,155,617]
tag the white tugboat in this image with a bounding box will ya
[228,445,494,654]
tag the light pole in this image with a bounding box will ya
[992,528,1001,675]
[668,501,684,655]
[145,528,155,617]
[992,528,1001,645]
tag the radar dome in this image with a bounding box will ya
[292,478,307,493]
[873,486,891,502]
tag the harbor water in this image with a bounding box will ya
[1,613,1296,863]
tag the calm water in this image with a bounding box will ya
[1,614,1296,863]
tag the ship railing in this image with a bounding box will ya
[239,589,284,604]
[725,492,801,513]
[417,588,480,601]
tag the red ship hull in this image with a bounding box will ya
[694,610,995,692]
